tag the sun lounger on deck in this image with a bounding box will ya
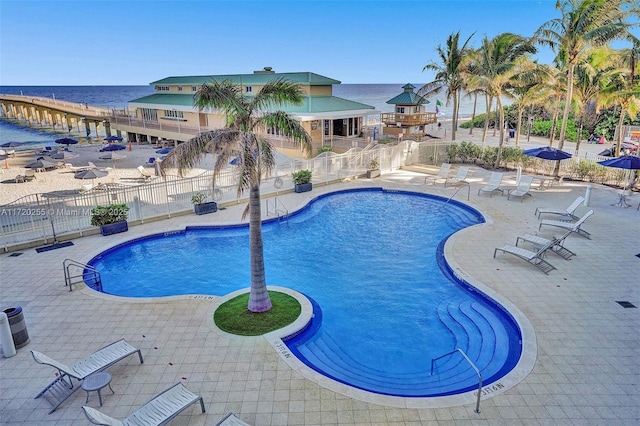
[507,176,533,201]
[494,239,557,274]
[516,230,575,260]
[539,209,594,239]
[217,413,252,425]
[444,166,470,187]
[424,163,451,185]
[31,339,143,413]
[478,171,505,197]
[82,382,205,426]
[535,195,585,219]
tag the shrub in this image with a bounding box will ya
[316,145,333,155]
[292,169,312,185]
[90,204,129,226]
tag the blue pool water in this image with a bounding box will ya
[88,189,522,397]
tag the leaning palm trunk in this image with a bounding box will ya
[614,108,627,157]
[451,89,459,141]
[469,93,478,135]
[482,96,493,144]
[516,106,524,147]
[553,63,575,177]
[494,96,506,169]
[247,183,271,312]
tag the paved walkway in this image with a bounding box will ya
[1,168,638,425]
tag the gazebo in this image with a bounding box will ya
[381,84,437,139]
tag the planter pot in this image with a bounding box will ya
[100,221,128,236]
[194,201,218,215]
[366,169,381,179]
[294,183,313,193]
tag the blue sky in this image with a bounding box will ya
[0,0,589,85]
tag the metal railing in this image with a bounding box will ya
[63,258,101,292]
[431,348,483,413]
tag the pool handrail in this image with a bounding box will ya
[430,348,483,413]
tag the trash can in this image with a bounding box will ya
[509,128,515,138]
[3,306,29,349]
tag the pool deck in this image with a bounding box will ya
[1,167,638,425]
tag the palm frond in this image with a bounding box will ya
[160,129,238,177]
[251,78,305,112]
[258,111,312,156]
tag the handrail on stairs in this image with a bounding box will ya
[63,258,101,292]
[431,348,483,413]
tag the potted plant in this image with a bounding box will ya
[91,203,129,236]
[292,169,312,193]
[366,159,380,178]
[191,192,217,215]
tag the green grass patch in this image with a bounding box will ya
[214,291,301,336]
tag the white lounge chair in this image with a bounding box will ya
[444,166,470,187]
[539,209,594,239]
[217,413,252,426]
[516,230,575,260]
[31,339,143,413]
[494,239,557,274]
[535,195,585,219]
[507,176,533,201]
[137,165,154,180]
[478,172,504,197]
[82,382,205,426]
[424,163,451,184]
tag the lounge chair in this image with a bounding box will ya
[68,163,93,172]
[444,166,470,187]
[535,195,585,219]
[516,230,575,260]
[478,171,504,197]
[146,157,156,165]
[137,165,153,180]
[424,163,451,185]
[82,382,205,426]
[14,174,25,183]
[217,413,251,426]
[494,239,557,274]
[24,169,36,181]
[539,209,594,239]
[31,339,143,413]
[507,176,533,201]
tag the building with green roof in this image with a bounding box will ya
[381,84,437,139]
[112,68,376,150]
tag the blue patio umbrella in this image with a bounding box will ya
[100,144,126,152]
[104,136,123,142]
[0,141,24,148]
[55,137,78,146]
[523,146,572,161]
[155,147,173,155]
[598,155,640,206]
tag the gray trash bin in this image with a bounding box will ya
[3,306,29,349]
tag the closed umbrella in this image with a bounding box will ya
[0,141,24,148]
[597,155,640,207]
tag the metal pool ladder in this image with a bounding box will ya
[63,259,102,292]
[431,348,483,413]
[265,197,289,221]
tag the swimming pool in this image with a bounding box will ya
[88,188,523,397]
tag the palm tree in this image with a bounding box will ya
[161,78,312,312]
[470,33,537,168]
[534,0,633,175]
[419,31,475,141]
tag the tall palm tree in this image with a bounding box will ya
[419,31,475,141]
[470,33,537,168]
[535,0,633,175]
[161,78,312,312]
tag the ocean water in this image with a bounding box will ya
[0,84,494,149]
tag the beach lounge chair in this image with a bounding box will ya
[82,382,205,426]
[217,413,252,426]
[478,171,504,197]
[137,165,153,180]
[68,163,93,172]
[444,166,470,187]
[24,169,36,181]
[507,176,533,201]
[539,209,594,239]
[31,339,143,413]
[516,230,575,260]
[494,239,557,274]
[424,163,451,184]
[146,157,156,165]
[535,195,585,219]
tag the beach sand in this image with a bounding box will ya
[0,122,608,206]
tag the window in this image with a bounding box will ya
[396,107,405,113]
[163,110,184,120]
[246,86,252,93]
[178,86,183,92]
[155,86,170,92]
[192,86,197,92]
[141,108,158,122]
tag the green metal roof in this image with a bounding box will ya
[386,91,429,105]
[150,72,341,86]
[129,94,374,114]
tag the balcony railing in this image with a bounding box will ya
[381,112,437,127]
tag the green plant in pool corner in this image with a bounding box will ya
[90,204,129,226]
[292,169,312,185]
